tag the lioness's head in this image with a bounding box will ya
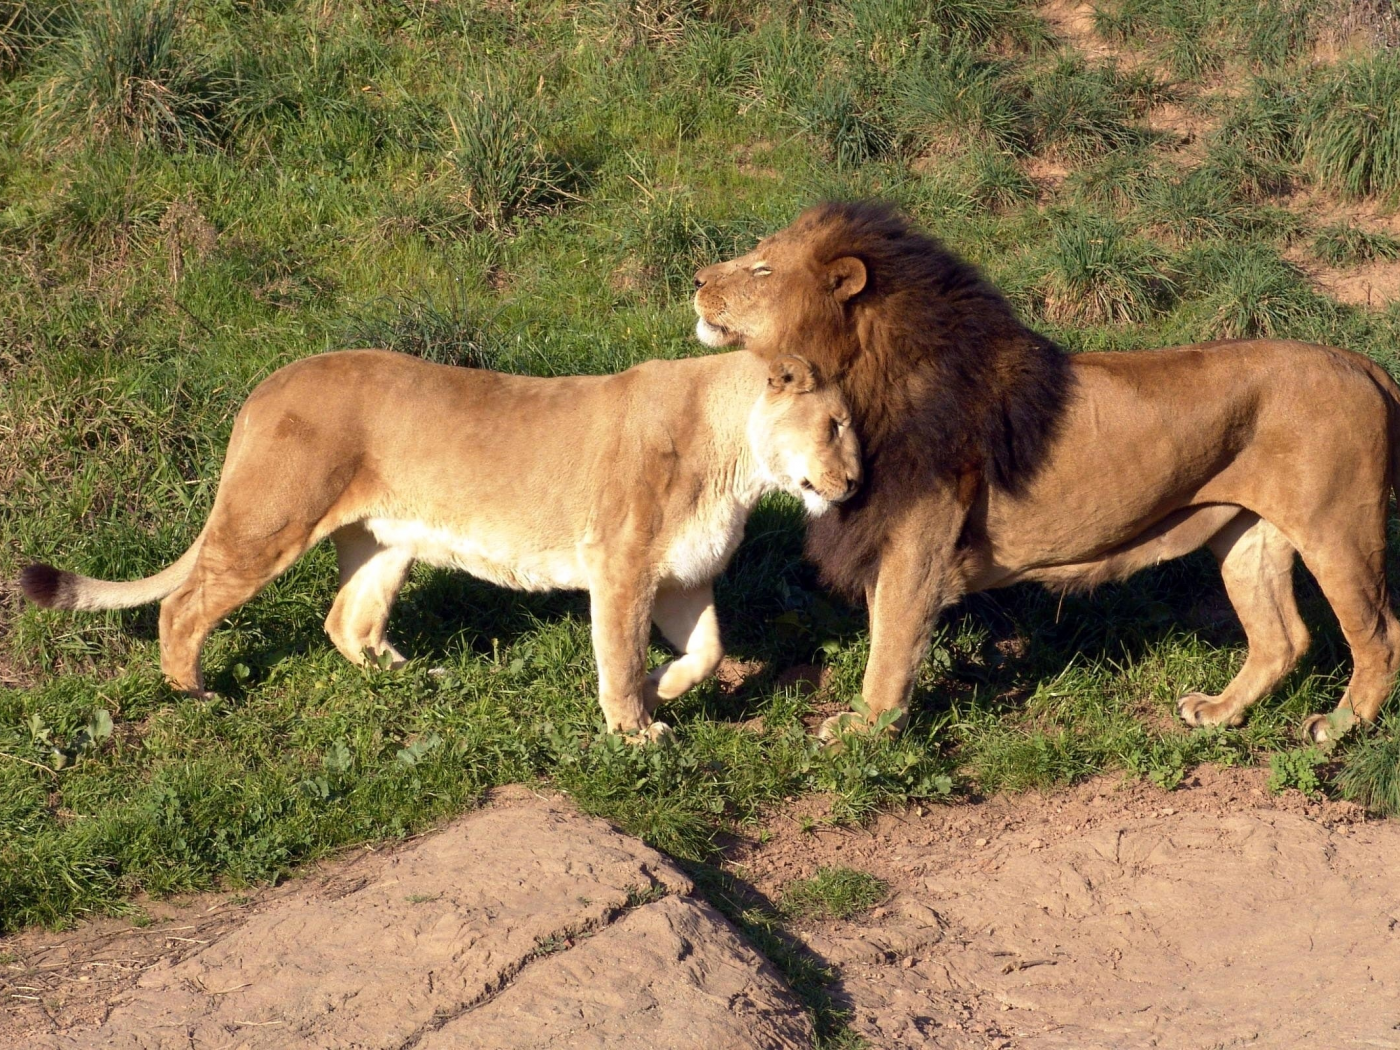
[694,206,867,364]
[749,355,861,516]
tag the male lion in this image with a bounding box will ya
[20,349,860,739]
[694,200,1400,743]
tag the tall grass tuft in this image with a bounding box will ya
[1,0,64,76]
[964,150,1036,211]
[447,83,570,231]
[891,42,1030,154]
[1094,0,1312,74]
[835,0,1046,63]
[29,0,230,151]
[1218,76,1302,169]
[1039,215,1172,324]
[340,296,520,372]
[798,81,895,170]
[1024,57,1149,161]
[1302,53,1400,201]
[1186,243,1325,339]
[1336,720,1400,817]
[1311,222,1400,265]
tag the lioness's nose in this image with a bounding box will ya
[694,263,716,289]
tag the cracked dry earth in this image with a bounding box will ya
[5,771,1400,1050]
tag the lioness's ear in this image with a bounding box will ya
[826,256,867,303]
[768,355,818,394]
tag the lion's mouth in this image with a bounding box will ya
[695,316,740,348]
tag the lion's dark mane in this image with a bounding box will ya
[798,200,1072,599]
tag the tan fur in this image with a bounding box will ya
[21,350,860,738]
[696,207,1400,744]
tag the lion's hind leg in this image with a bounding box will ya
[325,523,414,668]
[1178,513,1309,729]
[1294,526,1400,744]
[644,582,724,715]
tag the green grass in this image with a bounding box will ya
[1302,53,1400,201]
[3,8,1400,1024]
[1312,222,1400,265]
[1038,213,1173,324]
[780,866,888,921]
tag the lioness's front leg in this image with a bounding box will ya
[645,583,724,713]
[588,562,667,740]
[821,499,970,741]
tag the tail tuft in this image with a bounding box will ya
[20,563,67,607]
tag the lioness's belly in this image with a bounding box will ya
[363,518,588,592]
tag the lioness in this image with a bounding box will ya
[20,349,861,739]
[694,200,1400,743]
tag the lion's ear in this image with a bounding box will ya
[768,355,818,394]
[826,256,867,303]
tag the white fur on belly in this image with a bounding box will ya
[363,518,586,592]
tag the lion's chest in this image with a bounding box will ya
[363,518,588,592]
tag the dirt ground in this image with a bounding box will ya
[5,768,1400,1049]
[729,765,1400,1048]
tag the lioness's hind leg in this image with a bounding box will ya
[326,523,413,667]
[645,582,723,713]
[159,530,312,695]
[1179,514,1308,729]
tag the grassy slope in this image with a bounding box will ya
[4,4,1400,1032]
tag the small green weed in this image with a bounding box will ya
[780,866,887,922]
[1266,747,1325,797]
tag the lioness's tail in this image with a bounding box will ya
[19,532,205,612]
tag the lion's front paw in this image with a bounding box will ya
[1176,692,1244,728]
[1303,708,1355,746]
[816,708,904,748]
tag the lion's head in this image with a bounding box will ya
[749,355,861,515]
[696,201,1072,597]
[694,212,867,364]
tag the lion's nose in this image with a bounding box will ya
[694,274,706,290]
[694,263,717,289]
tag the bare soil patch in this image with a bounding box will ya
[728,765,1400,1048]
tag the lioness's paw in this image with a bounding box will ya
[1303,708,1355,746]
[622,721,673,745]
[816,712,861,746]
[1176,693,1244,728]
